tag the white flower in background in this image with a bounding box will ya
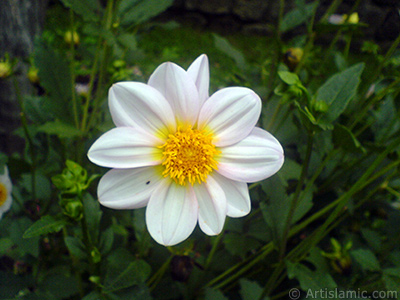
[0,166,13,219]
[88,54,284,246]
[328,12,359,25]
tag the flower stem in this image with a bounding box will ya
[69,9,79,130]
[13,77,36,201]
[279,131,314,259]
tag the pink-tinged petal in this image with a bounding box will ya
[198,87,261,147]
[212,172,251,218]
[146,180,198,246]
[148,62,200,126]
[98,167,163,209]
[193,176,227,235]
[109,82,176,137]
[216,127,284,182]
[88,127,162,169]
[187,54,210,106]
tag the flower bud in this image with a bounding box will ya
[60,197,83,220]
[28,66,39,84]
[283,48,303,71]
[0,61,12,79]
[347,12,359,24]
[313,100,329,113]
[64,30,80,46]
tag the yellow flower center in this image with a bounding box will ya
[160,127,220,185]
[0,183,7,207]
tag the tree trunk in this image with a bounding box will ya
[0,0,48,155]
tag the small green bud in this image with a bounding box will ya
[60,197,83,220]
[89,276,101,285]
[313,100,329,113]
[113,60,126,68]
[52,160,90,196]
[91,247,101,264]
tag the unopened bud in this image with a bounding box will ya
[64,30,80,46]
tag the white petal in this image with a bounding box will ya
[198,87,261,147]
[0,166,12,191]
[148,62,200,126]
[98,167,163,209]
[146,180,198,246]
[109,82,176,137]
[193,176,227,235]
[187,54,210,106]
[0,195,12,215]
[0,166,12,215]
[212,172,251,218]
[88,127,162,168]
[217,127,284,182]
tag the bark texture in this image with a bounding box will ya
[0,0,48,155]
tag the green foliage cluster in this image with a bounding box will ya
[1,0,400,299]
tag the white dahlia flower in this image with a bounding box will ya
[88,55,284,246]
[0,166,12,219]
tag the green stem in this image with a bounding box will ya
[82,0,115,135]
[343,31,353,58]
[147,255,173,291]
[211,243,274,290]
[13,77,36,201]
[266,101,283,131]
[63,227,85,297]
[279,131,314,259]
[205,227,225,270]
[69,9,79,130]
[294,134,400,254]
[349,75,400,131]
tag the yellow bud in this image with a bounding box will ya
[348,12,359,24]
[0,61,12,79]
[283,48,303,71]
[64,30,80,46]
[28,66,39,84]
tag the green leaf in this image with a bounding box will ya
[23,215,66,238]
[383,268,400,293]
[333,124,365,153]
[99,227,114,255]
[39,273,80,298]
[83,193,102,243]
[213,34,247,70]
[350,248,381,272]
[287,248,336,291]
[118,0,174,26]
[0,271,35,299]
[240,279,270,300]
[38,121,82,138]
[0,238,13,255]
[204,288,229,300]
[280,1,318,32]
[223,233,261,259]
[316,63,365,123]
[9,218,40,257]
[104,260,151,293]
[64,236,88,259]
[287,261,334,291]
[261,174,313,244]
[60,0,101,22]
[34,41,73,122]
[261,175,287,243]
[278,71,301,85]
